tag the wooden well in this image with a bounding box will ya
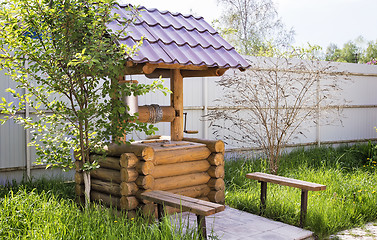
[75,138,225,217]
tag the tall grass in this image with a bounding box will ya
[225,144,377,238]
[0,179,202,239]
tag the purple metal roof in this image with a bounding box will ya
[108,4,250,69]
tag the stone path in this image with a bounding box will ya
[330,222,377,240]
[170,206,314,240]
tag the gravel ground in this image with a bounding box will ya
[330,222,377,240]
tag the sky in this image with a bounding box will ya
[121,0,377,50]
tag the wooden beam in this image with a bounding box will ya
[142,63,158,74]
[170,69,183,141]
[145,68,229,79]
[152,63,208,71]
[181,68,229,77]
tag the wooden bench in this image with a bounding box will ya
[141,190,225,239]
[246,172,326,227]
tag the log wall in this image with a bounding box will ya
[74,139,225,218]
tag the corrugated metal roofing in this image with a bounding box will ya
[108,4,250,69]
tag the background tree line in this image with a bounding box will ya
[215,0,377,64]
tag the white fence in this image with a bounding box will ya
[1,56,377,182]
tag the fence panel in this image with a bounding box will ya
[1,57,377,182]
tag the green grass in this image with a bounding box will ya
[0,179,203,240]
[225,144,377,239]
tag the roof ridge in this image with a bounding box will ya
[137,5,204,21]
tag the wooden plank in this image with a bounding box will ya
[246,172,326,191]
[142,191,214,216]
[141,191,216,216]
[152,190,225,213]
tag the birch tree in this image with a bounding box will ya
[0,0,165,204]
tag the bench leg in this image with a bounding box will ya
[260,181,267,215]
[197,215,207,240]
[157,203,164,222]
[300,190,308,228]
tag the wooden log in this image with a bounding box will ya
[120,168,139,182]
[136,189,152,204]
[91,190,121,208]
[90,155,121,170]
[170,69,183,141]
[91,168,121,183]
[104,143,154,160]
[183,138,225,153]
[111,209,137,220]
[198,197,210,202]
[75,184,85,196]
[120,196,139,210]
[76,195,85,205]
[207,153,224,166]
[120,153,139,168]
[120,182,139,196]
[153,172,210,191]
[75,172,84,184]
[208,190,225,203]
[208,165,225,178]
[136,161,155,175]
[168,184,210,198]
[152,160,210,178]
[135,175,155,189]
[125,210,137,220]
[74,150,81,161]
[91,179,121,196]
[208,178,225,191]
[138,106,175,123]
[75,161,83,172]
[141,203,156,217]
[154,146,211,165]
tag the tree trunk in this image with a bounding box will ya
[83,171,91,205]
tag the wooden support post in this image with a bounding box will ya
[260,181,267,215]
[197,215,207,240]
[300,189,308,227]
[170,69,183,141]
[157,203,164,222]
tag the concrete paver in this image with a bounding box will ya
[170,206,314,240]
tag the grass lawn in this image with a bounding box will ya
[1,144,377,239]
[225,144,377,239]
[0,179,202,239]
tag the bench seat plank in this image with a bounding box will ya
[246,172,326,191]
[153,190,225,213]
[141,190,218,216]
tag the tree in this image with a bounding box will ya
[207,49,348,174]
[0,0,166,203]
[325,41,359,63]
[215,0,295,55]
[362,40,377,63]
